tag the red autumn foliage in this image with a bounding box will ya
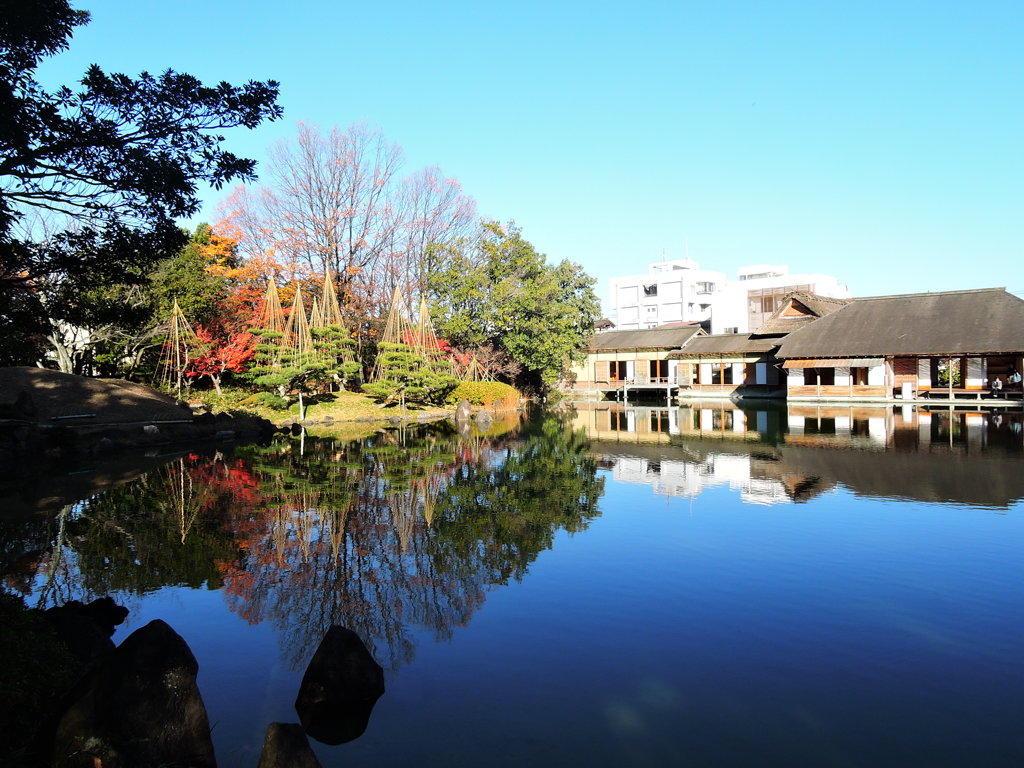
[186,326,256,394]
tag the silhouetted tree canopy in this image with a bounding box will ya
[0,0,281,365]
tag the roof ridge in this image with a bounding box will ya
[853,287,1006,301]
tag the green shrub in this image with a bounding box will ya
[444,381,521,409]
[252,391,288,410]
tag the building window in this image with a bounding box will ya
[645,306,657,314]
[761,296,776,313]
[643,283,658,297]
[724,326,738,334]
[851,367,869,385]
[710,363,733,385]
[696,281,716,294]
[803,367,835,386]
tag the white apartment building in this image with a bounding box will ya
[609,260,849,334]
[609,259,726,330]
[712,264,850,334]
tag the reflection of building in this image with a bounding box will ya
[577,401,1024,508]
[606,453,796,505]
[776,288,1024,402]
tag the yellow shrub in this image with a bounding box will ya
[444,381,521,409]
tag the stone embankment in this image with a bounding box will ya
[0,367,275,465]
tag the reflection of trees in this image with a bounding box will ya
[5,413,606,674]
[219,414,605,672]
[429,414,606,585]
[219,428,486,671]
[1,454,257,607]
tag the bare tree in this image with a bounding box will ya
[227,123,404,306]
[387,166,477,303]
[222,123,478,320]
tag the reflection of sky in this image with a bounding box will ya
[335,477,1024,767]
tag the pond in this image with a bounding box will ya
[3,401,1024,767]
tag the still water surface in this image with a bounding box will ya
[3,402,1024,767]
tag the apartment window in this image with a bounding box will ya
[643,283,658,297]
[645,306,658,315]
[724,326,738,334]
[699,303,710,312]
[761,296,776,313]
[697,281,716,294]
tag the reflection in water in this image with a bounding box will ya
[2,404,1024,765]
[1,411,605,672]
[575,402,1024,508]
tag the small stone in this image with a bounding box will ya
[258,722,322,768]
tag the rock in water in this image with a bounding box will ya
[257,722,322,768]
[455,398,473,421]
[295,625,385,745]
[51,619,216,768]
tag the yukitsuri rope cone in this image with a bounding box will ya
[282,286,314,359]
[370,287,417,383]
[156,297,207,400]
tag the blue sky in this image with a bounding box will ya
[37,1,1023,306]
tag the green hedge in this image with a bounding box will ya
[444,381,521,408]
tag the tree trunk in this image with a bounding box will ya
[47,332,76,374]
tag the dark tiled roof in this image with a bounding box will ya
[753,291,850,336]
[670,334,777,357]
[586,324,703,351]
[776,288,1024,358]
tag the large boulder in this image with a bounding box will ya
[51,619,216,768]
[294,625,385,745]
[257,722,322,768]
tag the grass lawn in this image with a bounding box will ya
[194,387,451,426]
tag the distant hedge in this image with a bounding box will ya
[444,381,521,409]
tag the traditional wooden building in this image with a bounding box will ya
[775,288,1024,401]
[671,292,849,398]
[568,324,705,398]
